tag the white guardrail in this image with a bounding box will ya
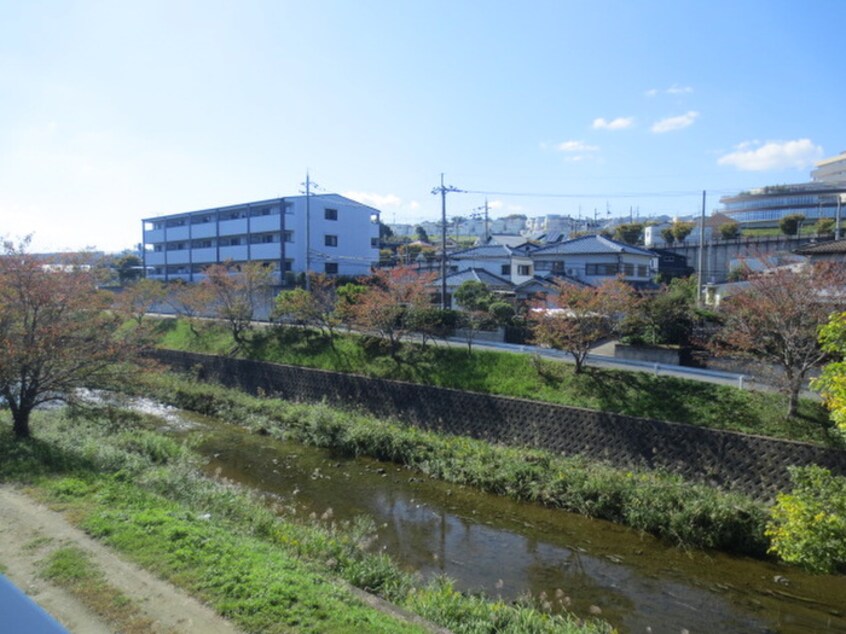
[451,338,753,389]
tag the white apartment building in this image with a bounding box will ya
[142,194,380,284]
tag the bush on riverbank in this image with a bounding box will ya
[155,317,839,445]
[766,466,846,574]
[129,371,771,557]
[0,409,611,634]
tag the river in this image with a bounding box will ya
[141,399,845,634]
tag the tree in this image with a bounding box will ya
[779,214,805,236]
[273,274,339,340]
[811,312,846,435]
[719,222,741,240]
[660,227,675,245]
[202,261,273,350]
[528,278,635,374]
[335,282,367,331]
[620,276,697,346]
[671,221,695,243]
[0,238,143,439]
[114,253,143,285]
[414,225,429,243]
[711,262,846,416]
[815,217,835,236]
[351,267,434,355]
[166,280,214,337]
[613,223,643,245]
[378,221,394,240]
[112,278,166,327]
[454,280,496,354]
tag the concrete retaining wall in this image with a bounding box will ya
[151,349,846,500]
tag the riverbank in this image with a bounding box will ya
[0,407,611,634]
[126,370,771,558]
[154,318,841,446]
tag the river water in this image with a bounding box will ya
[142,400,845,634]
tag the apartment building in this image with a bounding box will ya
[142,194,380,283]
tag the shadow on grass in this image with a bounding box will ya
[0,427,98,482]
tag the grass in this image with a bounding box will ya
[39,546,157,634]
[155,318,840,446]
[0,408,611,634]
[127,371,771,557]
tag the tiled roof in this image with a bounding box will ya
[794,240,846,255]
[532,234,656,257]
[451,244,513,259]
[430,268,514,289]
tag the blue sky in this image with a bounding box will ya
[1,0,844,252]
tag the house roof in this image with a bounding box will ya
[429,268,514,290]
[531,234,656,257]
[451,244,513,259]
[794,240,846,255]
[514,273,591,293]
[488,234,529,248]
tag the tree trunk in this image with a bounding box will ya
[12,408,31,439]
[787,388,799,418]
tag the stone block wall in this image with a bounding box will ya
[151,349,846,499]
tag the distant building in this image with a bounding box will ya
[719,151,846,228]
[142,194,380,284]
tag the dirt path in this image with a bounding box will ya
[0,485,243,634]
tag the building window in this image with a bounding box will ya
[325,234,338,247]
[325,262,339,274]
[551,261,565,274]
[623,263,635,276]
[283,231,294,243]
[325,208,338,220]
[501,264,511,276]
[221,237,242,247]
[154,244,163,252]
[192,239,213,249]
[250,233,277,244]
[518,264,531,276]
[637,265,648,277]
[371,237,379,248]
[284,259,293,272]
[284,202,294,214]
[585,263,619,275]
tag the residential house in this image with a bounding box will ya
[530,234,657,288]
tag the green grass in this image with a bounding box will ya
[155,318,839,446]
[1,409,611,634]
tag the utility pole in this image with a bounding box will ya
[431,174,462,309]
[300,171,317,291]
[484,198,490,243]
[697,190,706,308]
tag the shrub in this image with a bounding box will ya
[765,466,846,573]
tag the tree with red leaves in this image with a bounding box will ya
[712,262,846,416]
[351,266,435,355]
[528,278,635,374]
[0,238,143,439]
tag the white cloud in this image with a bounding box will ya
[650,111,699,133]
[592,116,634,130]
[342,191,402,207]
[409,200,420,210]
[488,200,504,210]
[666,85,693,95]
[555,140,599,152]
[646,85,693,97]
[717,139,824,172]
